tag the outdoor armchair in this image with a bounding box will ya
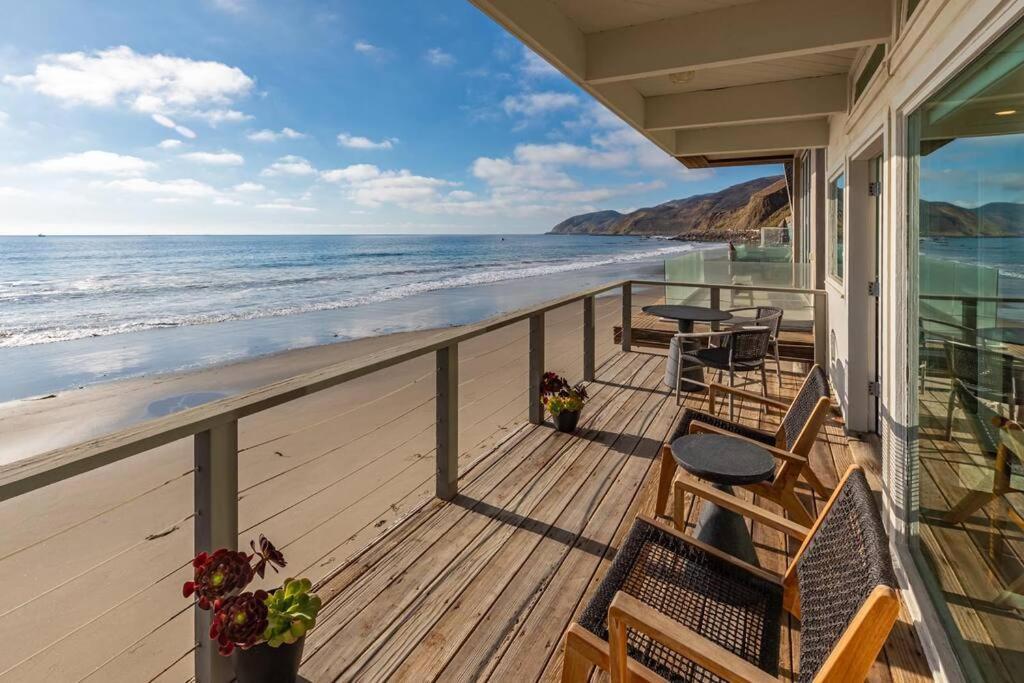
[561,465,900,683]
[656,364,833,526]
[725,306,785,387]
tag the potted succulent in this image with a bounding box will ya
[540,371,588,433]
[183,536,322,683]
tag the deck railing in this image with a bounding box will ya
[0,277,826,682]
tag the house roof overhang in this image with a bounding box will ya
[469,0,893,168]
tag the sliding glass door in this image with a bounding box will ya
[908,19,1024,680]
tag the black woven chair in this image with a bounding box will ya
[675,326,774,418]
[656,365,833,526]
[562,466,900,683]
[724,306,785,388]
[942,340,1023,441]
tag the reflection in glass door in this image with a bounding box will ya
[909,18,1024,680]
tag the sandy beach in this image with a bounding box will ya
[0,288,652,681]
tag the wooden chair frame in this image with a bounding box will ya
[562,466,901,683]
[656,367,833,527]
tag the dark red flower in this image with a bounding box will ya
[251,535,287,578]
[184,548,254,610]
[209,591,269,655]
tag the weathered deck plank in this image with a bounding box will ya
[300,350,930,682]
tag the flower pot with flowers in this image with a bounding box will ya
[540,371,589,433]
[183,535,321,683]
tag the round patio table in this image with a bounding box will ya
[671,433,775,567]
[643,304,733,392]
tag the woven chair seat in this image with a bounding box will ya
[683,346,764,371]
[578,518,782,682]
[670,408,777,447]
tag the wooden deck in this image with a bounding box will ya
[298,349,932,682]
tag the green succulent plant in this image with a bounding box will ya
[262,577,322,647]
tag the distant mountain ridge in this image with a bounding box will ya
[548,176,790,241]
[920,199,1024,237]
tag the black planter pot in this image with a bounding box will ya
[233,638,304,683]
[554,409,580,433]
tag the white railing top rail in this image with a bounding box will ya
[0,277,825,503]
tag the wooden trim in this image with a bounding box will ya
[632,279,825,295]
[673,477,810,539]
[608,593,777,683]
[813,585,901,682]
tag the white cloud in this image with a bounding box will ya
[201,109,250,125]
[520,47,560,78]
[247,127,305,142]
[424,48,456,67]
[514,142,630,170]
[4,46,254,125]
[152,114,196,139]
[337,132,397,150]
[158,138,183,150]
[0,186,33,198]
[30,150,155,176]
[472,156,577,190]
[354,41,382,56]
[321,164,382,183]
[180,150,244,166]
[209,0,245,13]
[260,155,316,177]
[321,163,454,207]
[0,111,8,127]
[103,177,219,197]
[233,182,264,192]
[502,91,578,117]
[153,196,191,204]
[214,196,243,206]
[447,190,475,201]
[255,200,317,212]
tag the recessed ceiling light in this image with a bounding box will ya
[995,109,1017,116]
[669,71,695,85]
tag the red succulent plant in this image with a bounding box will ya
[183,548,255,610]
[209,591,270,655]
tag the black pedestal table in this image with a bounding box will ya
[642,304,733,392]
[670,433,775,567]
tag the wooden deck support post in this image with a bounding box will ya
[529,313,545,425]
[813,291,828,368]
[583,296,595,381]
[435,344,459,500]
[194,421,238,683]
[621,282,632,352]
[710,286,721,331]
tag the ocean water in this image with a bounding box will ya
[0,234,700,349]
[0,234,710,402]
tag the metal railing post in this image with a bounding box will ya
[583,296,595,381]
[710,286,721,331]
[435,344,458,500]
[529,313,545,424]
[621,282,632,352]
[813,292,828,368]
[962,297,978,332]
[194,421,238,683]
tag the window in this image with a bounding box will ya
[829,174,845,282]
[854,44,886,101]
[909,17,1024,680]
[905,0,923,20]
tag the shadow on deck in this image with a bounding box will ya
[298,350,930,682]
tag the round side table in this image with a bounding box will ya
[670,433,775,567]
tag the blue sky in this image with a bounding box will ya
[0,0,780,235]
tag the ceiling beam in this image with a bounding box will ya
[586,0,891,85]
[674,119,830,156]
[646,75,848,131]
